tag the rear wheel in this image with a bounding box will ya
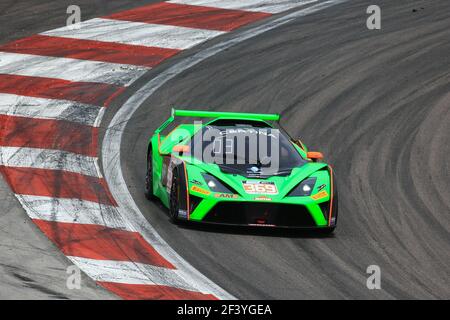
[169,169,180,224]
[144,146,155,200]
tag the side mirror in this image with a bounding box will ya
[292,138,306,150]
[307,151,324,162]
[172,145,190,155]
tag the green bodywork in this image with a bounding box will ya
[148,109,333,227]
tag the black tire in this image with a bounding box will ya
[318,172,338,235]
[144,146,155,200]
[169,169,180,224]
[332,184,339,226]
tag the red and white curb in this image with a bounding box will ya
[0,0,343,299]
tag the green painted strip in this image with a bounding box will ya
[306,203,327,226]
[173,108,280,121]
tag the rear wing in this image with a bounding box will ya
[173,109,280,121]
[155,108,281,133]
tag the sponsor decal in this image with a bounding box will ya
[178,209,188,219]
[330,217,337,226]
[214,193,238,199]
[191,185,211,196]
[311,190,328,200]
[317,184,326,192]
[219,128,278,138]
[248,223,276,227]
[254,196,272,201]
[189,179,203,186]
[249,166,260,173]
[242,180,278,195]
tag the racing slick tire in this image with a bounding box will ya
[318,182,338,235]
[169,168,181,224]
[144,146,156,200]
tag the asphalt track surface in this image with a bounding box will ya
[0,0,449,299]
[117,0,450,299]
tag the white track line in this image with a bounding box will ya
[168,0,318,13]
[69,257,210,293]
[42,18,225,50]
[0,94,103,126]
[102,0,347,301]
[0,51,148,86]
[0,147,101,177]
[17,195,131,230]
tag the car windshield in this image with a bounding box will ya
[188,122,306,177]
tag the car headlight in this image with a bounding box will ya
[201,173,234,194]
[288,177,317,197]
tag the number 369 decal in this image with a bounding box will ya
[242,181,278,195]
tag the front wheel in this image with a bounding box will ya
[169,169,180,224]
[144,147,155,200]
[319,172,338,235]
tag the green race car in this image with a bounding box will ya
[145,109,338,233]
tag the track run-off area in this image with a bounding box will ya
[1,0,449,299]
